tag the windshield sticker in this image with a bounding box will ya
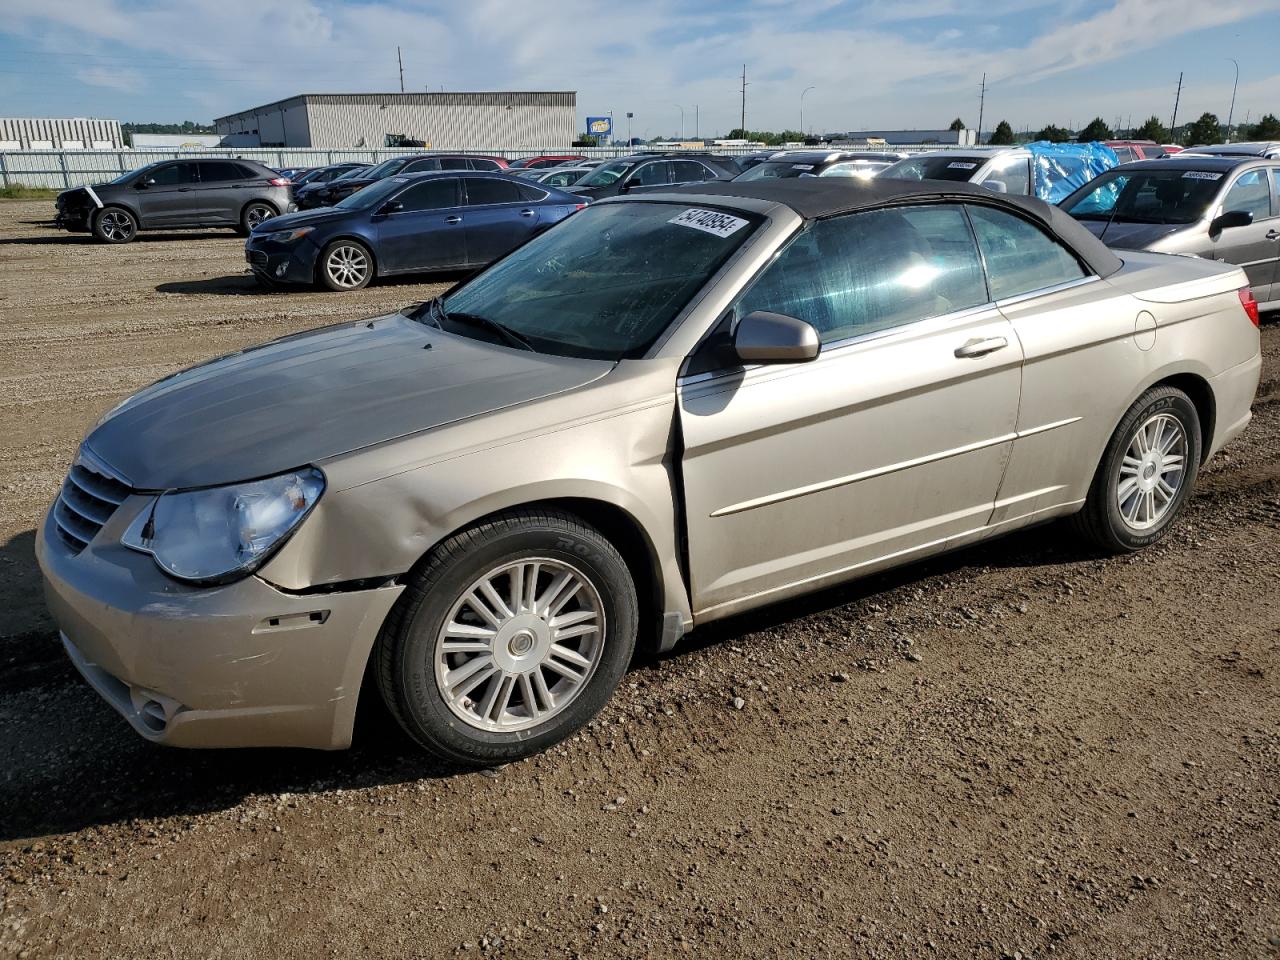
[791,164,815,170]
[947,161,978,170]
[1182,171,1223,180]
[391,177,410,183]
[669,208,750,238]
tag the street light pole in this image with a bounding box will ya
[674,104,685,140]
[800,86,815,137]
[626,112,634,147]
[1225,58,1239,142]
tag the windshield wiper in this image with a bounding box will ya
[436,301,535,352]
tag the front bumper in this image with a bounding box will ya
[36,501,403,749]
[245,236,318,285]
[54,208,93,232]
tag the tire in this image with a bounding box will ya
[238,202,277,236]
[1071,385,1202,552]
[317,239,373,291]
[92,206,137,244]
[375,509,638,767]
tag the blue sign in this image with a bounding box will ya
[586,116,612,138]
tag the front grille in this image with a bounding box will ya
[54,461,133,554]
[246,249,268,267]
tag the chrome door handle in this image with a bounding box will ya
[955,336,1008,358]
[519,209,536,218]
[444,215,462,224]
[1266,229,1280,241]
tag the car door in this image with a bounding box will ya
[195,160,253,224]
[374,177,466,273]
[1211,167,1280,301]
[678,203,1023,617]
[460,176,539,265]
[969,203,1138,524]
[134,162,196,226]
[621,160,672,195]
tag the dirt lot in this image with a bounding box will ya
[0,198,1277,959]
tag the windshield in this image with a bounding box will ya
[736,160,823,181]
[292,168,325,185]
[433,201,761,360]
[333,166,368,181]
[1061,169,1224,225]
[110,163,159,185]
[881,156,987,182]
[576,160,636,187]
[820,161,889,178]
[362,157,410,181]
[334,176,407,210]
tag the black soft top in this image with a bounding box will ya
[669,177,1124,278]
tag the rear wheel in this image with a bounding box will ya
[1072,385,1201,552]
[92,206,137,244]
[238,202,276,236]
[375,509,638,766]
[317,239,373,291]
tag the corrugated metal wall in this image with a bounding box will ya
[0,118,124,150]
[215,93,575,150]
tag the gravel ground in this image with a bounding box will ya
[0,199,1277,960]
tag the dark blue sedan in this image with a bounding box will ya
[245,172,586,291]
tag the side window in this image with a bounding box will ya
[1272,169,1280,217]
[468,158,501,171]
[147,163,193,186]
[735,204,989,345]
[967,205,1087,300]
[1221,170,1272,220]
[982,158,1030,195]
[439,158,471,170]
[198,161,246,183]
[404,158,440,173]
[670,160,714,184]
[396,178,460,212]
[464,177,521,206]
[630,161,669,187]
[514,182,549,202]
[1113,147,1136,163]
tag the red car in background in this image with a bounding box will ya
[507,154,587,169]
[1104,140,1169,163]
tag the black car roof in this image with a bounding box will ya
[1114,155,1257,171]
[668,177,1123,278]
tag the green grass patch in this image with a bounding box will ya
[0,185,60,200]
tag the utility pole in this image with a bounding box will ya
[976,72,986,145]
[626,112,633,147]
[695,104,699,140]
[1169,71,1182,139]
[674,104,685,140]
[397,46,405,94]
[801,85,815,138]
[1225,58,1239,141]
[740,64,748,137]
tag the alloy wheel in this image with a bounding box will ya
[100,211,134,242]
[324,244,369,288]
[433,558,606,733]
[1116,412,1187,530]
[246,204,275,230]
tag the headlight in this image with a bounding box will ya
[258,226,314,243]
[122,468,325,584]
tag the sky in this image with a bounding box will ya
[1,0,1277,138]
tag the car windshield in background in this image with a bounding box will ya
[292,168,326,185]
[881,156,986,182]
[576,160,636,187]
[333,166,369,181]
[1061,169,1223,225]
[333,177,408,210]
[110,164,158,185]
[362,158,409,180]
[736,161,822,181]
[434,201,761,360]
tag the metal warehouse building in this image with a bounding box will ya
[213,92,577,150]
[0,117,124,150]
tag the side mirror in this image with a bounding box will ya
[377,200,404,215]
[1209,209,1253,236]
[136,178,154,189]
[980,180,1008,193]
[733,311,820,364]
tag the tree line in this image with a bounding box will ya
[981,113,1279,146]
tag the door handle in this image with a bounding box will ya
[954,336,1008,358]
[178,187,191,192]
[444,215,462,224]
[519,209,536,218]
[1266,229,1280,241]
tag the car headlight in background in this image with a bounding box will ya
[122,468,325,584]
[258,226,314,243]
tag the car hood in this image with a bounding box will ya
[251,207,351,233]
[1077,219,1192,250]
[85,312,614,490]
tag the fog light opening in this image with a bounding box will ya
[275,263,288,278]
[139,699,168,733]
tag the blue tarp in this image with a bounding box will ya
[1025,141,1119,204]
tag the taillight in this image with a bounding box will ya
[574,203,587,211]
[1238,286,1259,327]
[269,177,291,187]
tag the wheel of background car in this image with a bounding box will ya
[318,239,373,291]
[239,202,277,236]
[1071,385,1201,552]
[92,206,137,244]
[375,509,638,766]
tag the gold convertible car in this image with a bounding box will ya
[38,178,1262,765]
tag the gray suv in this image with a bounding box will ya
[54,158,292,243]
[1060,155,1280,308]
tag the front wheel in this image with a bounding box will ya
[92,206,137,243]
[1072,385,1202,552]
[317,239,373,291]
[375,510,638,766]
